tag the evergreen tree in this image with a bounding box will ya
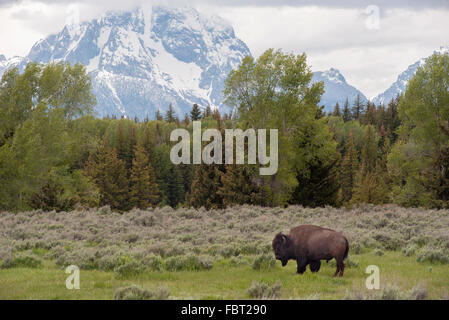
[183,113,190,126]
[188,164,225,210]
[115,122,136,173]
[155,109,163,121]
[359,125,378,175]
[363,101,377,125]
[342,98,352,122]
[166,165,184,208]
[217,165,262,206]
[351,125,387,205]
[351,163,387,205]
[339,132,359,204]
[203,105,212,119]
[190,104,202,121]
[165,104,176,123]
[332,102,341,117]
[129,142,159,209]
[84,139,129,211]
[352,94,364,120]
[291,156,340,207]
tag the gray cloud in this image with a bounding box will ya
[2,0,449,9]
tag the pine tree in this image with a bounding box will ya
[190,104,202,121]
[351,161,388,205]
[339,132,359,204]
[213,108,222,121]
[351,125,388,205]
[359,125,377,175]
[165,104,176,123]
[166,164,184,208]
[84,139,129,211]
[363,101,377,125]
[332,102,341,117]
[129,142,159,209]
[115,122,135,173]
[352,94,364,120]
[291,157,340,207]
[155,109,163,121]
[183,113,190,126]
[342,98,352,122]
[203,105,212,119]
[188,164,225,210]
[217,165,262,206]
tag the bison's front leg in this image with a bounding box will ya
[309,260,321,273]
[296,257,308,274]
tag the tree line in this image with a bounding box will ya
[1,49,448,212]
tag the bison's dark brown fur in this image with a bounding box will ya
[272,225,349,277]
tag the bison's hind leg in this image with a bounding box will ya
[334,258,345,277]
[338,261,345,277]
[309,260,321,273]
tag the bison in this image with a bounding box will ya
[272,225,349,277]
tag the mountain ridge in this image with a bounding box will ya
[0,6,251,119]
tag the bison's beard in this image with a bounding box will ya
[281,259,288,267]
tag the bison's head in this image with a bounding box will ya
[272,233,292,267]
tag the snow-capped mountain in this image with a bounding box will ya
[0,6,251,119]
[373,46,449,106]
[312,68,367,112]
[0,55,22,76]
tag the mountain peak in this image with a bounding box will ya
[321,68,346,84]
[312,69,367,112]
[373,45,449,105]
[8,5,251,119]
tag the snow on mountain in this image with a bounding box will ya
[312,68,367,112]
[0,55,22,76]
[1,6,251,119]
[373,46,449,106]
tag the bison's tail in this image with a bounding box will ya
[343,237,349,260]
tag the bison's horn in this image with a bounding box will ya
[281,234,288,244]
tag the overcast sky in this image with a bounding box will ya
[1,0,448,98]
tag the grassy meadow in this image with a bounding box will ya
[0,205,448,300]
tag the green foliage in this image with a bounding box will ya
[224,49,337,206]
[388,53,449,208]
[190,103,202,121]
[84,139,129,211]
[339,132,358,204]
[129,141,159,209]
[1,253,42,269]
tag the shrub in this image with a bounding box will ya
[114,285,152,300]
[406,284,428,300]
[374,249,384,256]
[247,281,282,299]
[113,285,169,300]
[165,255,213,272]
[252,254,276,271]
[1,253,42,269]
[379,285,401,300]
[402,244,417,257]
[114,255,145,278]
[144,255,164,272]
[350,242,365,254]
[416,248,449,264]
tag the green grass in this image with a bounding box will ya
[0,251,447,300]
